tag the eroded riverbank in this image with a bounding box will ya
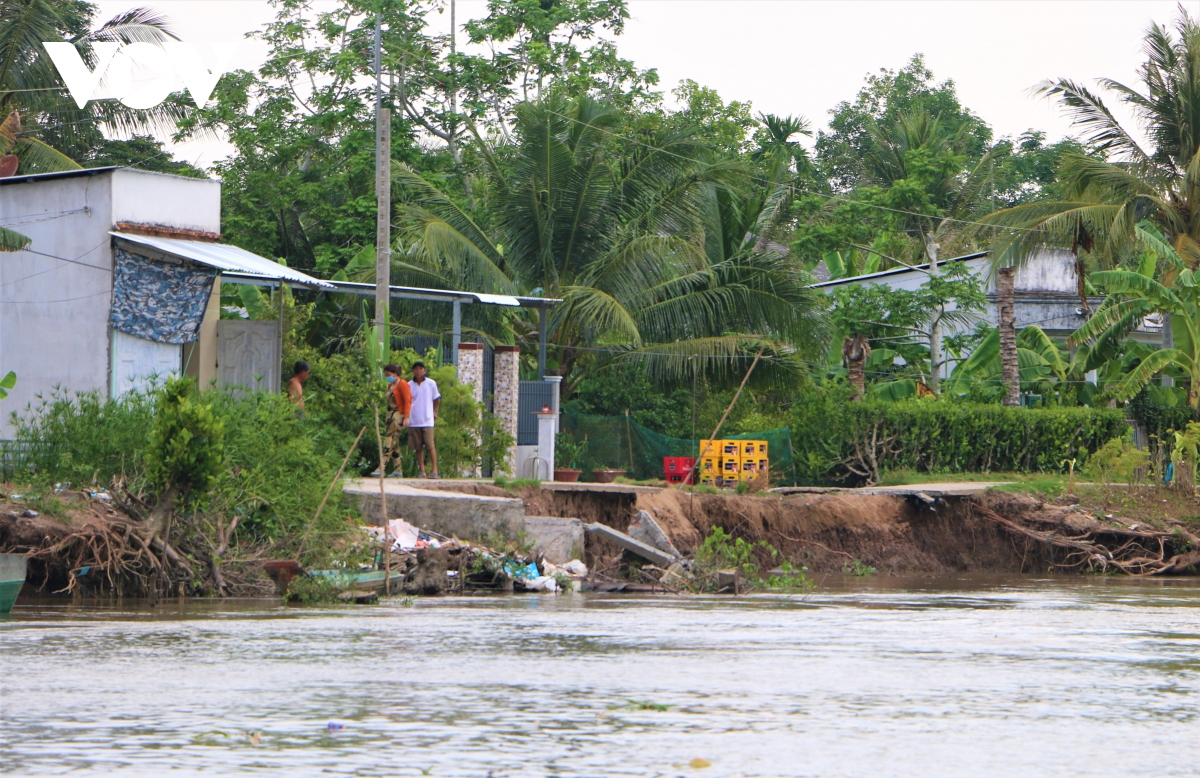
[3,576,1200,777]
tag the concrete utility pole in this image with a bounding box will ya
[926,235,941,393]
[374,11,391,357]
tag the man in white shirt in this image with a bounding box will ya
[407,361,441,478]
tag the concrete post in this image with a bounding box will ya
[536,409,558,480]
[451,299,462,366]
[455,342,484,403]
[545,374,562,433]
[494,346,520,475]
[456,342,484,477]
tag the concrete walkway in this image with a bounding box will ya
[342,478,585,563]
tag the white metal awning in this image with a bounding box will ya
[110,232,334,288]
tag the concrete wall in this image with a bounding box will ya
[184,280,221,387]
[111,168,220,232]
[0,172,115,436]
[0,168,222,438]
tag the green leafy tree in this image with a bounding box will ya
[394,91,827,388]
[815,54,991,192]
[829,262,986,395]
[145,377,225,537]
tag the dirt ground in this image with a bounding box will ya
[420,482,1032,574]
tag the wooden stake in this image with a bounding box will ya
[374,404,391,596]
[681,348,764,490]
[298,426,366,559]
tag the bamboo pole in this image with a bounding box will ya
[680,348,764,490]
[297,426,366,559]
[373,404,391,596]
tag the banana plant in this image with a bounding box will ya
[0,371,15,400]
[1070,222,1200,407]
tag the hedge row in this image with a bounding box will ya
[791,391,1129,483]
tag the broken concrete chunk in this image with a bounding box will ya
[627,510,680,560]
[584,523,676,567]
[660,561,690,589]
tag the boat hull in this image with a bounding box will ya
[0,554,27,613]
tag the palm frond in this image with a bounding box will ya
[1034,78,1155,165]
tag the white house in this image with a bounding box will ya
[0,167,330,439]
[811,249,1164,377]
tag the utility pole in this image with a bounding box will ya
[926,234,941,394]
[374,11,391,359]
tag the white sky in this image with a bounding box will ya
[94,0,1189,169]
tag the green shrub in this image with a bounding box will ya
[791,392,1129,483]
[11,387,157,486]
[145,377,224,504]
[286,338,513,476]
[11,384,360,563]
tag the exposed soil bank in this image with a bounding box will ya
[431,483,1200,575]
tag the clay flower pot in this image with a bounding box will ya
[591,469,626,483]
[554,468,582,482]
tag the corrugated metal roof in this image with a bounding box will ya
[111,232,333,288]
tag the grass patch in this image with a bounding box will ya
[990,476,1068,498]
[493,475,542,491]
[877,469,1042,486]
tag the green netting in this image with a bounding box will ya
[560,413,797,485]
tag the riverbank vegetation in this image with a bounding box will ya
[10,0,1200,580]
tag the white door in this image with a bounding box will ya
[111,330,181,398]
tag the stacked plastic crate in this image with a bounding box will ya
[690,439,768,486]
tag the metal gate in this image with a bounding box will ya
[217,320,280,393]
[517,380,555,445]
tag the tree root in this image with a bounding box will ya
[970,502,1200,576]
[1,488,273,597]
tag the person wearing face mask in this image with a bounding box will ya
[370,364,412,477]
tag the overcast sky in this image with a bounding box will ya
[94,0,1188,169]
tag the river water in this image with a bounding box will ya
[2,575,1199,777]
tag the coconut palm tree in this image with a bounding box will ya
[0,0,187,167]
[852,108,1000,392]
[983,7,1200,389]
[390,91,827,388]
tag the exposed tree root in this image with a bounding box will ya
[0,490,275,597]
[970,499,1200,576]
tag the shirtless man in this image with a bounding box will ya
[287,361,310,410]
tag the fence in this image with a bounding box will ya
[559,413,797,484]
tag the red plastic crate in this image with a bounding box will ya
[663,456,697,483]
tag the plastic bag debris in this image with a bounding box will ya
[387,518,420,551]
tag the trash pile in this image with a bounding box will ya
[365,518,589,596]
[271,510,775,602]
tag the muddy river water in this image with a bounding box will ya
[2,575,1199,777]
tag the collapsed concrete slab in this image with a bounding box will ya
[628,510,681,560]
[524,516,585,564]
[584,522,677,567]
[347,479,527,542]
[344,480,585,563]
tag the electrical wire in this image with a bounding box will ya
[0,207,89,227]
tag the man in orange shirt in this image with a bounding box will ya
[371,363,411,477]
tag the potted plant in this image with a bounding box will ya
[591,467,626,483]
[554,432,587,482]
